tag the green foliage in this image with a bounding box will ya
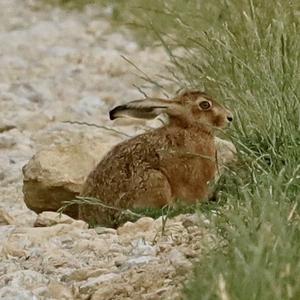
[49,0,300,298]
[166,2,300,299]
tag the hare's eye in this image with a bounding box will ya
[199,101,211,110]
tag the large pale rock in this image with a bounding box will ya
[22,136,119,218]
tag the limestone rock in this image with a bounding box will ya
[22,136,118,218]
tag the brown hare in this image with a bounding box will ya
[78,90,233,226]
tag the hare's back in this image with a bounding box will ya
[81,131,167,198]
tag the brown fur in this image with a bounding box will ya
[78,91,232,226]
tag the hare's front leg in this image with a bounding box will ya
[78,169,172,227]
[120,169,173,209]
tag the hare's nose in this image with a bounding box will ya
[227,116,233,122]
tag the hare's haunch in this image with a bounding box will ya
[78,91,233,226]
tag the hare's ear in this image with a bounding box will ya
[109,98,178,120]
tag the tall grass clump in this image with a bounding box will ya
[44,0,299,298]
[150,1,300,299]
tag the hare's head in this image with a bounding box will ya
[174,90,233,129]
[110,90,232,131]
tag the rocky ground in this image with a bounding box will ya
[0,1,218,299]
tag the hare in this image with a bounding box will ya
[78,90,233,226]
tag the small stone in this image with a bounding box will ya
[44,282,75,299]
[94,227,117,235]
[0,270,49,291]
[79,273,120,294]
[0,209,15,225]
[90,286,116,300]
[114,256,127,267]
[34,211,88,228]
[0,287,38,300]
[117,217,156,237]
[215,137,237,175]
[62,268,109,282]
[91,284,133,300]
[0,124,16,134]
[119,256,157,270]
[130,238,157,256]
[34,211,77,227]
[0,135,16,149]
[167,249,193,274]
[181,248,198,259]
[181,214,200,228]
[142,287,171,300]
[0,172,5,181]
[157,242,172,253]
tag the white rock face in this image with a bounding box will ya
[0,0,235,299]
[22,124,123,217]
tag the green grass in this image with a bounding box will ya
[46,0,300,299]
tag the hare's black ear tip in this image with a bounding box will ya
[109,105,126,120]
[109,108,116,120]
